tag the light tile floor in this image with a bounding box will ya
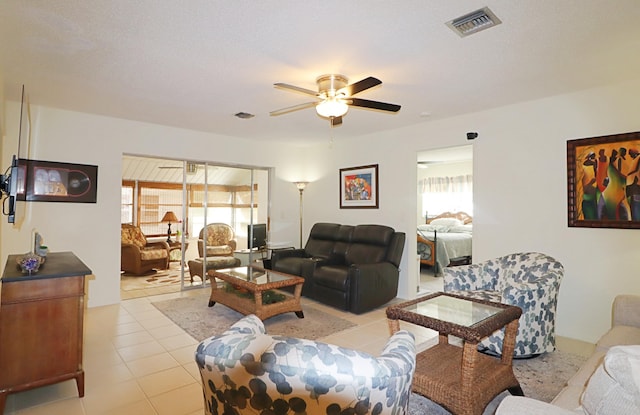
[4,278,440,415]
[4,267,589,414]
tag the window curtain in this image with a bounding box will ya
[419,175,473,193]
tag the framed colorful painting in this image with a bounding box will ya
[567,131,640,228]
[339,164,379,209]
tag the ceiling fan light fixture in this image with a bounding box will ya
[316,98,349,118]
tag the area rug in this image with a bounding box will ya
[407,349,586,414]
[121,263,188,291]
[151,292,357,341]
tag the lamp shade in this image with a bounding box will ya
[161,211,178,223]
[294,181,308,191]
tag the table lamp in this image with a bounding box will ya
[161,211,178,243]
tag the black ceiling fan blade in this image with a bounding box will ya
[330,116,343,127]
[274,83,320,97]
[339,77,382,96]
[269,101,318,116]
[348,97,401,112]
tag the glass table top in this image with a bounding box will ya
[402,294,503,327]
[215,266,296,285]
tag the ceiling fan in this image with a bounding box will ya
[269,74,401,127]
[158,163,198,173]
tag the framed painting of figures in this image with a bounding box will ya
[567,131,640,228]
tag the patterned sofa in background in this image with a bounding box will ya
[443,252,564,357]
[195,314,417,415]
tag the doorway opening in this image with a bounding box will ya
[120,155,270,299]
[417,145,473,295]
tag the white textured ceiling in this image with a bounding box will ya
[2,1,640,145]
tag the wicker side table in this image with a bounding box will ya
[386,292,524,415]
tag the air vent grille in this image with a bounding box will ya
[446,7,502,37]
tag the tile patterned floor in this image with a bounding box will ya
[3,274,440,415]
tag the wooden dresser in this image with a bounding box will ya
[0,251,91,413]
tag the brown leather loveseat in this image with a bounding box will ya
[270,222,405,314]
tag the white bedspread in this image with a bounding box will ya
[417,227,472,274]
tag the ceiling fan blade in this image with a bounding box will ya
[330,116,343,127]
[339,77,382,96]
[274,83,320,97]
[269,101,318,116]
[348,97,401,113]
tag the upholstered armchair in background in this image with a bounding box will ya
[443,252,564,357]
[197,223,237,257]
[121,224,170,275]
[195,314,417,415]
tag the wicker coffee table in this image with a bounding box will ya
[207,266,305,321]
[386,292,523,415]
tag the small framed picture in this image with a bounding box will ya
[339,164,379,209]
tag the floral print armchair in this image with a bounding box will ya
[195,314,416,415]
[121,224,170,275]
[443,252,564,358]
[198,223,237,257]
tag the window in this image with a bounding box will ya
[139,185,183,236]
[122,181,258,239]
[121,181,134,224]
[420,175,473,217]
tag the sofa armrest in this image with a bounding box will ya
[271,248,307,264]
[378,329,416,381]
[349,262,399,314]
[612,295,640,328]
[380,330,416,362]
[496,396,577,415]
[121,243,142,254]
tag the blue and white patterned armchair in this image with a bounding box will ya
[443,252,564,358]
[195,314,416,415]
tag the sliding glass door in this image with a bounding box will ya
[121,155,270,294]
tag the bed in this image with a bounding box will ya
[417,211,472,275]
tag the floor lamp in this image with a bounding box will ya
[294,182,308,248]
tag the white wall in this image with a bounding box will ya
[2,77,639,344]
[299,78,640,344]
[0,104,309,308]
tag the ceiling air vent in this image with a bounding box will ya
[446,7,502,37]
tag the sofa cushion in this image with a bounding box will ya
[595,326,640,351]
[121,225,147,248]
[304,223,348,260]
[313,265,349,291]
[140,247,168,260]
[580,345,640,414]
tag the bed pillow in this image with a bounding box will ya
[580,345,640,414]
[429,217,463,227]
